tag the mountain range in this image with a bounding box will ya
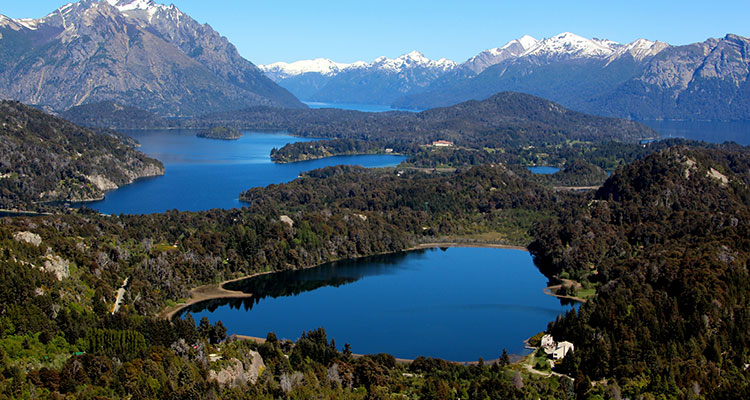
[263,32,750,121]
[262,51,458,105]
[0,0,303,116]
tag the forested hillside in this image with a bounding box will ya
[1,141,748,398]
[0,101,164,210]
[530,147,750,397]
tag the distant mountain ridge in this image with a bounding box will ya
[261,51,458,104]
[261,32,750,121]
[260,32,671,109]
[0,0,303,116]
[395,33,750,121]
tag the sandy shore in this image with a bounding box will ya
[158,272,277,320]
[543,285,588,303]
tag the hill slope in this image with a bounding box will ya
[0,101,164,209]
[530,146,750,396]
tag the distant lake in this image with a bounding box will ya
[182,247,576,361]
[303,101,419,113]
[643,120,750,146]
[527,166,560,174]
[88,130,405,215]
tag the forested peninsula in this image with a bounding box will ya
[0,101,164,211]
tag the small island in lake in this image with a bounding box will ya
[197,126,242,140]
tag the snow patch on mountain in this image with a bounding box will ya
[370,51,457,73]
[105,0,173,22]
[262,59,353,79]
[607,38,669,64]
[522,32,622,59]
[263,51,457,79]
[463,35,539,73]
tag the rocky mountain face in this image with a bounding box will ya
[0,0,303,116]
[0,100,164,209]
[394,34,750,121]
[587,34,750,120]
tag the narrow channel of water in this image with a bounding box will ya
[86,130,405,214]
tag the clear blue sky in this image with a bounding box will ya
[3,0,749,65]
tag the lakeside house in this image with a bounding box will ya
[431,140,454,147]
[541,334,574,360]
[553,341,574,360]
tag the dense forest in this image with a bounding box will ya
[197,127,242,140]
[3,97,750,398]
[530,147,750,398]
[65,92,655,146]
[0,101,164,210]
[1,143,749,398]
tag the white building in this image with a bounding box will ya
[553,341,575,360]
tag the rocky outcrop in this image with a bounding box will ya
[208,350,264,387]
[13,231,42,247]
[42,251,70,281]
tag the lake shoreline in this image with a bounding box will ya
[160,242,566,363]
[159,241,529,321]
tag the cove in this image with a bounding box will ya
[181,247,576,362]
[87,130,405,215]
[527,166,560,174]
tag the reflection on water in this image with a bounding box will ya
[183,251,416,314]
[182,247,577,361]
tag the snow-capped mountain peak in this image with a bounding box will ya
[105,0,156,11]
[517,35,539,50]
[261,58,353,79]
[462,35,539,73]
[606,38,669,64]
[522,32,622,59]
[104,0,175,23]
[369,51,457,72]
[263,51,458,78]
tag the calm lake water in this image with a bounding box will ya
[527,166,560,174]
[88,130,405,214]
[643,120,750,146]
[303,101,419,113]
[182,247,575,361]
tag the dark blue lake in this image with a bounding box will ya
[303,101,419,113]
[643,120,750,146]
[88,130,405,215]
[527,166,560,174]
[182,247,575,361]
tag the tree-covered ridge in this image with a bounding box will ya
[242,164,575,244]
[197,127,242,140]
[530,147,750,397]
[0,101,164,210]
[65,92,656,145]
